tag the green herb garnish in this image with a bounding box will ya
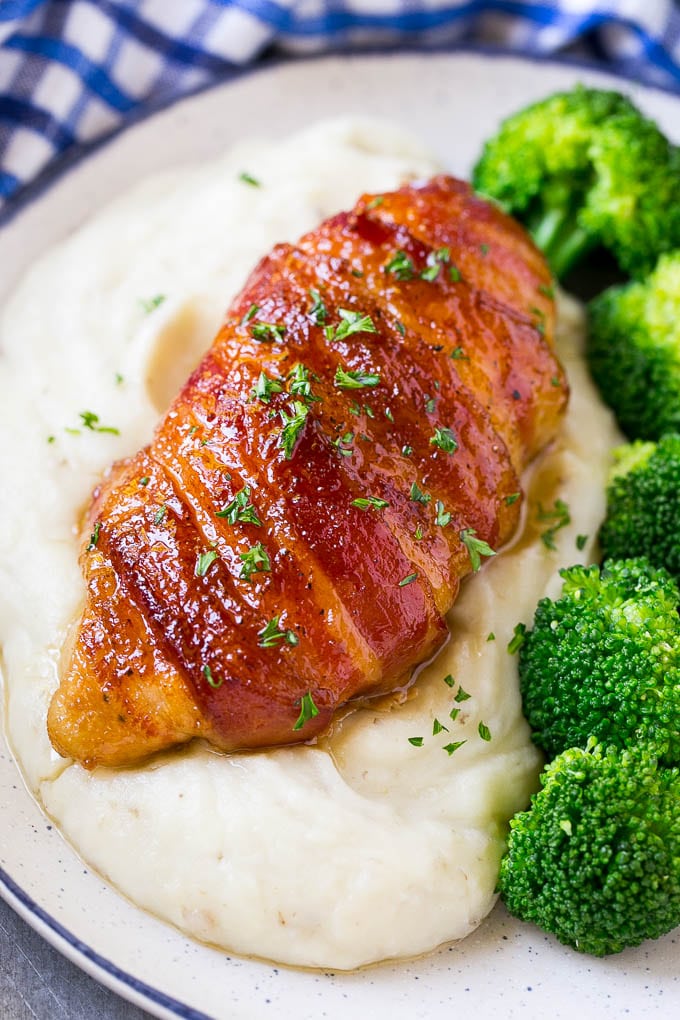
[195,549,218,577]
[293,691,319,731]
[202,664,224,689]
[460,528,496,571]
[409,482,431,505]
[216,486,262,526]
[258,615,299,649]
[430,427,458,454]
[508,622,527,654]
[278,400,309,459]
[325,308,377,342]
[87,522,101,551]
[537,498,571,550]
[334,366,380,390]
[239,542,271,581]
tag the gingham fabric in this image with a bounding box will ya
[1,0,679,219]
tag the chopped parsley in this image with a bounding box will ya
[450,346,467,360]
[87,522,101,551]
[154,504,167,525]
[251,321,286,343]
[414,523,424,540]
[409,482,431,506]
[443,741,466,756]
[398,572,418,587]
[420,247,449,282]
[430,426,458,454]
[505,492,521,506]
[508,622,527,655]
[402,444,413,456]
[258,615,299,648]
[288,363,319,402]
[408,736,424,747]
[384,250,415,280]
[433,718,449,735]
[239,542,271,581]
[139,294,166,314]
[434,501,452,527]
[195,549,218,577]
[479,243,490,256]
[442,673,455,688]
[78,410,119,435]
[114,372,124,385]
[351,496,389,511]
[449,266,462,283]
[293,691,319,731]
[202,664,224,689]
[424,397,437,414]
[478,721,492,742]
[334,366,380,390]
[454,685,471,703]
[308,288,327,326]
[239,171,261,187]
[367,195,384,209]
[537,498,571,550]
[460,528,496,571]
[576,534,589,551]
[278,400,310,459]
[395,320,406,336]
[487,632,496,642]
[241,303,259,325]
[252,371,284,404]
[216,486,262,526]
[538,282,555,299]
[325,308,377,343]
[332,431,355,457]
[139,476,150,486]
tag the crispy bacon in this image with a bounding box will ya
[48,176,567,768]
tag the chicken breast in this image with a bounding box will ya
[48,176,567,769]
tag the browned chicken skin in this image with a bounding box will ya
[48,176,567,769]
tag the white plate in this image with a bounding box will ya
[1,51,679,1020]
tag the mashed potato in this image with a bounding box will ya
[0,118,621,969]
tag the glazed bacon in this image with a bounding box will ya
[48,176,567,768]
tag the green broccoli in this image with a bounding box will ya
[517,558,680,762]
[600,435,680,580]
[472,86,680,280]
[499,742,680,956]
[587,251,680,439]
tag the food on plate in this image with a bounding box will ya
[600,436,680,581]
[587,251,680,440]
[472,86,680,280]
[47,174,567,770]
[0,118,622,969]
[517,558,680,763]
[499,741,680,956]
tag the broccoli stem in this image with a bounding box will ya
[528,205,595,279]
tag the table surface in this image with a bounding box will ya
[0,896,151,1020]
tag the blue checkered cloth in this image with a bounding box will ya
[1,0,679,218]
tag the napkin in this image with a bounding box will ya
[1,0,679,219]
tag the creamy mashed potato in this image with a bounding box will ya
[0,118,621,969]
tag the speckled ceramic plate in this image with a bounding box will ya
[1,51,679,1020]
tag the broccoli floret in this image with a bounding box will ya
[587,251,680,439]
[518,558,680,762]
[472,86,680,280]
[499,742,680,956]
[600,435,680,580]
